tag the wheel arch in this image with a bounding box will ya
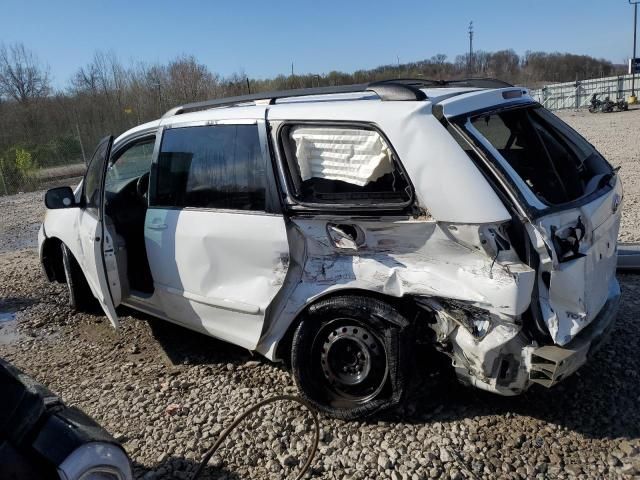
[41,236,65,283]
[271,287,420,363]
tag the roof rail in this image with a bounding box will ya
[162,81,427,118]
[374,77,514,89]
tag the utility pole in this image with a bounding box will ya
[468,21,474,75]
[75,123,87,165]
[0,164,8,196]
[631,0,639,100]
[157,82,162,114]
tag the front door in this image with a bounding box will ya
[77,136,121,327]
[144,120,289,350]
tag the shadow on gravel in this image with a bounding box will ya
[132,457,243,480]
[134,310,253,367]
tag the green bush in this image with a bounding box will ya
[0,146,39,194]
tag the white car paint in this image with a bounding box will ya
[39,84,621,397]
[144,208,289,350]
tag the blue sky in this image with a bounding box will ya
[1,0,637,89]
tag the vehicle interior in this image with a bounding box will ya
[470,106,612,206]
[103,137,156,295]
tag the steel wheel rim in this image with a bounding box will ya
[314,318,388,404]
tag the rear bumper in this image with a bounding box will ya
[450,280,620,395]
[528,281,620,387]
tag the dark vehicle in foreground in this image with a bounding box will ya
[0,358,132,480]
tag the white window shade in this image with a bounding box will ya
[290,127,394,187]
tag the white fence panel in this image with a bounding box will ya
[530,74,637,110]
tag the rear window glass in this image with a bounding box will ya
[470,106,610,205]
[280,125,411,206]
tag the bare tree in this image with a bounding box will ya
[0,43,50,103]
[166,55,218,105]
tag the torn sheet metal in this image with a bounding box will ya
[258,216,536,359]
[526,178,622,346]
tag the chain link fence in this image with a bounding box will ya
[0,130,86,196]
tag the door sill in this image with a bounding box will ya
[129,289,155,300]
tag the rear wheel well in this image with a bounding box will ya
[42,237,65,283]
[274,288,422,363]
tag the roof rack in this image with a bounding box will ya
[161,77,514,118]
[374,77,514,89]
[162,81,427,118]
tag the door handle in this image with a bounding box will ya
[148,223,167,230]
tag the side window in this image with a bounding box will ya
[279,125,411,206]
[83,137,111,214]
[105,138,155,194]
[153,124,265,211]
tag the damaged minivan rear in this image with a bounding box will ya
[435,94,622,398]
[39,79,621,419]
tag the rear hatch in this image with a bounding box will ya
[443,90,622,345]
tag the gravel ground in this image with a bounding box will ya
[556,108,640,243]
[1,109,640,479]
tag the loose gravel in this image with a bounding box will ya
[1,109,640,479]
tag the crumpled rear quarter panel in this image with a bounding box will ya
[257,216,535,359]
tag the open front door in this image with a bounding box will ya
[77,135,121,328]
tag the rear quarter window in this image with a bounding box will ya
[279,124,412,207]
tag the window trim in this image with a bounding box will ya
[105,134,157,191]
[148,120,272,214]
[110,132,157,165]
[81,136,113,219]
[274,120,415,212]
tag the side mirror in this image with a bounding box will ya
[45,186,77,209]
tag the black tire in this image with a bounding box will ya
[61,244,97,312]
[291,295,411,419]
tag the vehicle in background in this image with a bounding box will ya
[39,78,622,419]
[0,358,132,480]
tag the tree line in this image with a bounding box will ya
[0,42,625,194]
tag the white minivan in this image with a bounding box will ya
[39,79,622,418]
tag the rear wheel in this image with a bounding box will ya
[291,295,411,419]
[61,244,96,312]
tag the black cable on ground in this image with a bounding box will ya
[190,395,320,480]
